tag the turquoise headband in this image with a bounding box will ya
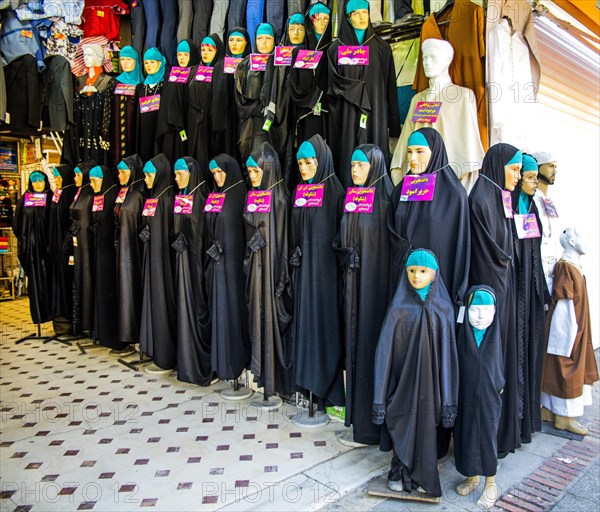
[229,31,245,39]
[177,40,191,53]
[506,149,523,166]
[144,47,163,61]
[209,160,219,171]
[74,166,82,175]
[406,250,439,271]
[309,3,331,16]
[289,13,305,25]
[346,0,369,14]
[256,23,274,38]
[174,158,189,172]
[29,171,45,182]
[143,161,157,174]
[53,168,61,177]
[89,166,104,179]
[120,45,138,60]
[407,131,429,147]
[522,154,538,173]
[471,290,495,306]
[201,36,217,47]
[351,149,369,163]
[297,141,317,160]
[117,160,129,171]
[246,155,259,168]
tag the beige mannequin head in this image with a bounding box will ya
[228,34,247,55]
[118,167,131,186]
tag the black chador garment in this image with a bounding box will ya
[188,35,224,170]
[12,172,52,325]
[372,250,458,497]
[234,26,276,162]
[69,163,96,333]
[48,165,77,322]
[139,154,177,370]
[211,27,252,161]
[115,155,146,345]
[173,157,214,386]
[205,155,251,381]
[289,2,333,144]
[243,142,293,397]
[156,39,200,164]
[326,9,400,187]
[333,143,393,445]
[469,143,520,456]
[388,128,470,305]
[90,166,125,350]
[454,286,504,478]
[289,135,345,406]
[512,184,547,444]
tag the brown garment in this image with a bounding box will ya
[413,0,488,149]
[541,260,599,399]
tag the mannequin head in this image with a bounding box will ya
[83,44,104,68]
[310,3,331,36]
[174,159,191,190]
[246,155,264,188]
[421,39,454,79]
[297,141,318,182]
[504,149,522,191]
[209,160,226,188]
[346,0,370,30]
[531,151,558,187]
[117,161,132,186]
[144,59,162,75]
[520,154,538,196]
[74,167,83,187]
[228,31,248,56]
[560,227,587,256]
[256,24,275,54]
[143,160,157,189]
[351,149,370,186]
[406,130,433,174]
[29,172,46,193]
[53,169,63,189]
[89,166,104,193]
[405,250,438,300]
[120,56,137,73]
[201,36,218,65]
[288,14,306,45]
[177,40,191,67]
[468,289,496,331]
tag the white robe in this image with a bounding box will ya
[533,189,562,292]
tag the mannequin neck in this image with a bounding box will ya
[562,247,581,266]
[537,181,549,196]
[87,65,104,80]
[426,72,453,94]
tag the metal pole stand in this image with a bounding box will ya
[220,373,253,401]
[250,391,282,411]
[292,391,330,428]
[117,346,153,371]
[15,324,52,344]
[76,334,105,354]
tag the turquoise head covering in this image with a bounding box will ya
[351,149,369,163]
[74,166,82,175]
[289,13,305,25]
[177,40,191,53]
[53,168,61,177]
[297,141,317,161]
[89,166,104,179]
[143,161,157,174]
[407,130,430,147]
[309,3,331,16]
[505,149,523,167]
[143,47,166,85]
[117,46,144,85]
[117,160,129,171]
[406,249,438,302]
[201,36,217,47]
[256,23,275,38]
[209,160,219,171]
[29,171,45,182]
[346,0,369,14]
[246,155,259,168]
[522,154,539,173]
[518,191,531,214]
[230,31,245,39]
[470,289,495,347]
[174,158,189,172]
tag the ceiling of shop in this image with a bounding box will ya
[553,0,600,35]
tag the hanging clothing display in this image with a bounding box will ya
[43,55,74,132]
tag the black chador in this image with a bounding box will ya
[333,144,393,445]
[12,171,52,325]
[205,155,251,381]
[48,164,77,324]
[289,135,345,406]
[115,155,146,345]
[243,142,293,397]
[139,154,177,370]
[172,157,214,386]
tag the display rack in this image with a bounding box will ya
[0,228,18,300]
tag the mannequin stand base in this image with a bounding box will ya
[250,395,282,411]
[117,353,153,372]
[15,325,52,345]
[368,477,440,503]
[144,363,173,375]
[337,430,370,448]
[292,410,330,428]
[541,422,585,441]
[220,385,253,401]
[76,340,105,354]
[45,334,86,346]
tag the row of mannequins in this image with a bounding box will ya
[14,125,598,508]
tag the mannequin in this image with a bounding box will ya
[290,136,345,413]
[391,39,484,191]
[541,228,599,435]
[373,249,458,499]
[531,151,560,292]
[469,143,522,457]
[172,157,214,386]
[334,144,393,445]
[327,0,400,188]
[454,287,503,510]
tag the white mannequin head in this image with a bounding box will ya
[560,228,587,256]
[421,39,454,80]
[468,289,496,331]
[83,44,104,68]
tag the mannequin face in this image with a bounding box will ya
[351,160,370,186]
[407,145,432,174]
[74,173,83,187]
[89,177,103,193]
[468,305,496,330]
[312,13,331,35]
[406,266,436,290]
[174,169,191,190]
[31,180,46,193]
[54,176,63,189]
[118,167,131,186]
[248,166,264,188]
[144,172,156,189]
[228,35,247,55]
[177,51,190,67]
[201,45,217,64]
[120,57,136,73]
[422,46,452,79]
[568,229,587,255]
[298,158,318,182]
[144,59,161,75]
[349,9,369,30]
[83,47,103,68]
[539,161,557,185]
[504,163,521,191]
[211,167,227,188]
[521,171,538,196]
[288,24,305,45]
[256,35,275,54]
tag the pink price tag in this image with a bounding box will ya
[142,198,158,217]
[224,56,243,74]
[52,188,63,204]
[514,213,541,239]
[250,54,270,72]
[246,190,272,213]
[344,187,375,213]
[114,83,136,96]
[115,187,128,204]
[194,66,214,82]
[293,50,323,69]
[24,193,47,207]
[337,46,369,66]
[173,194,194,214]
[400,174,437,202]
[139,94,161,113]
[294,184,324,208]
[204,193,226,213]
[542,196,559,218]
[501,190,513,218]
[168,66,191,83]
[92,196,104,212]
[275,46,294,66]
[412,101,442,123]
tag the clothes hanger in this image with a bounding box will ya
[435,0,455,25]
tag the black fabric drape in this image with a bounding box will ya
[134,80,164,162]
[107,78,139,168]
